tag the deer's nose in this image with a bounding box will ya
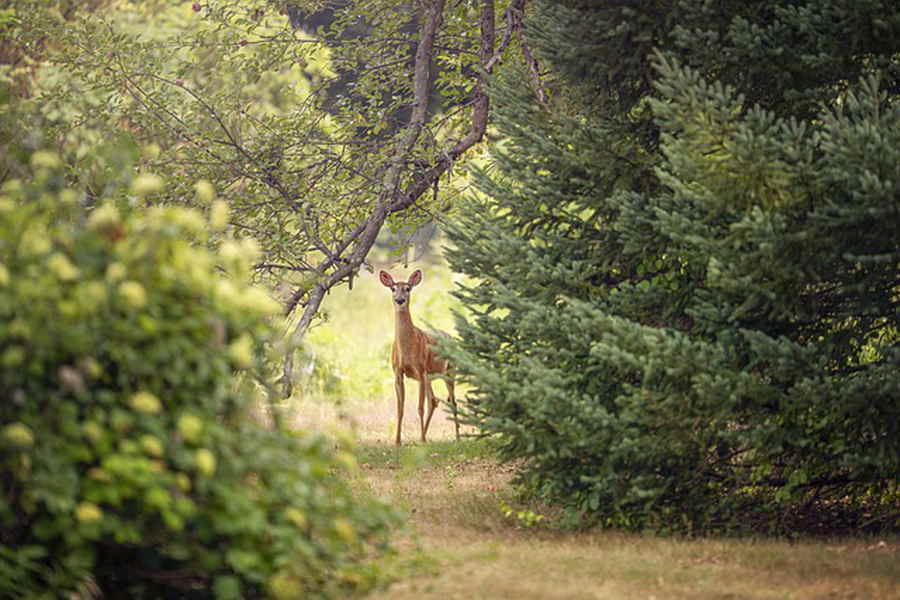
[395,297,406,305]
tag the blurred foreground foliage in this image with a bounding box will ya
[0,148,400,598]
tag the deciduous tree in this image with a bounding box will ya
[6,0,534,395]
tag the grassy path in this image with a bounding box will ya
[353,440,899,600]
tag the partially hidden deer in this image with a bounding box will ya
[380,269,459,446]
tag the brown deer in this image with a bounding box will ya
[379,269,459,445]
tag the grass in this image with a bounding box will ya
[353,440,899,600]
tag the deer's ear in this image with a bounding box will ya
[408,269,423,287]
[379,270,395,287]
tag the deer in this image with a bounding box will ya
[379,269,459,446]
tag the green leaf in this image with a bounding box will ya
[213,575,242,600]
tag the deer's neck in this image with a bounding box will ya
[394,306,418,350]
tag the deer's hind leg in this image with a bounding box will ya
[422,376,440,441]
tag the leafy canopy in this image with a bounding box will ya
[6,0,521,393]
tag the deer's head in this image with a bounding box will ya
[379,269,422,309]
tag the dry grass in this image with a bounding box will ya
[349,440,900,600]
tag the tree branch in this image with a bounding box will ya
[392,0,497,211]
[484,0,523,73]
[515,3,548,107]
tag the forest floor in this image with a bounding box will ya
[333,410,900,600]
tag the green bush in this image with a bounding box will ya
[0,156,399,598]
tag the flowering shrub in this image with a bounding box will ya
[0,155,399,598]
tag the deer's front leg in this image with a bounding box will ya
[394,373,405,446]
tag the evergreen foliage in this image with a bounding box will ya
[0,151,399,598]
[444,0,900,533]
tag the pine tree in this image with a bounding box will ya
[444,0,900,533]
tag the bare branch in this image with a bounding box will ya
[515,1,548,107]
[484,0,524,73]
[387,0,447,190]
[392,0,496,212]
